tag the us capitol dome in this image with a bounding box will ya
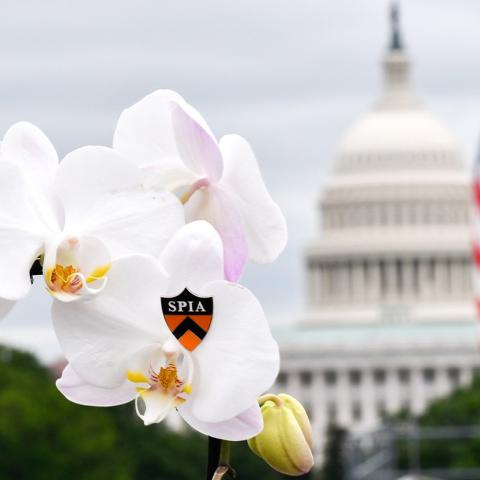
[273,4,479,463]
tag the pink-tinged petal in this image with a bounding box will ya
[159,221,224,294]
[0,162,49,300]
[179,402,263,441]
[184,186,247,281]
[2,122,58,189]
[189,281,279,423]
[113,89,204,191]
[57,364,136,406]
[171,103,223,182]
[219,134,287,264]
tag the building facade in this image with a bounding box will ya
[274,6,480,463]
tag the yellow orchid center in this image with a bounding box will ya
[45,262,111,295]
[127,361,192,403]
[47,264,82,294]
[157,364,180,391]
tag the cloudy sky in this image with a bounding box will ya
[0,0,479,362]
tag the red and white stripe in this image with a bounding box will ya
[472,148,480,318]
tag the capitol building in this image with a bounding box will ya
[274,6,480,462]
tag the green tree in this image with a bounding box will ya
[0,345,301,479]
[0,346,133,480]
[319,423,347,480]
[397,376,480,471]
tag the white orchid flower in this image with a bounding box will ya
[0,122,184,311]
[55,221,279,440]
[112,89,287,281]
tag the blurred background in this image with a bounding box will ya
[0,1,479,479]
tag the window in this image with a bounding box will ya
[398,368,410,384]
[349,370,362,386]
[352,402,362,422]
[448,367,460,388]
[325,370,337,386]
[377,401,386,418]
[374,369,386,384]
[423,368,436,383]
[396,259,403,296]
[327,403,337,424]
[412,259,419,292]
[300,371,312,386]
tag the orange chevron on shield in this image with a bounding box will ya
[161,288,213,351]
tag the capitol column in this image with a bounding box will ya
[339,262,350,303]
[361,368,376,428]
[451,259,464,299]
[337,369,352,427]
[353,262,365,303]
[312,372,326,448]
[411,367,426,415]
[385,368,401,414]
[321,265,330,304]
[403,258,414,301]
[435,367,450,398]
[368,260,381,302]
[418,258,431,300]
[313,263,322,305]
[460,366,473,387]
[434,259,448,300]
[386,258,397,302]
[307,261,316,306]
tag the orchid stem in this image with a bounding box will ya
[207,437,235,480]
[219,440,231,466]
[212,466,230,480]
[207,437,221,479]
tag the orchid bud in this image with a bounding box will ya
[248,393,314,476]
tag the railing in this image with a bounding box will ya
[345,424,480,480]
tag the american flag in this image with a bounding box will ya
[473,146,480,317]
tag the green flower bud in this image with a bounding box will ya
[248,393,314,476]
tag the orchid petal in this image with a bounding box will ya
[113,90,197,190]
[219,134,287,264]
[172,103,223,182]
[179,402,263,441]
[57,364,136,406]
[0,162,47,300]
[2,122,58,189]
[55,146,184,259]
[113,89,219,190]
[52,255,169,387]
[190,281,279,423]
[184,186,247,281]
[136,388,178,426]
[159,221,224,295]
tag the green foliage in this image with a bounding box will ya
[418,376,480,427]
[397,376,480,471]
[319,423,347,480]
[0,345,301,479]
[0,346,132,480]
